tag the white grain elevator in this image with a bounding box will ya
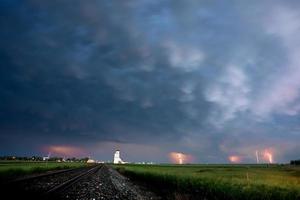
[113,149,124,164]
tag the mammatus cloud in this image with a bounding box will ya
[205,65,250,126]
[165,41,205,72]
[253,5,300,118]
[203,4,300,124]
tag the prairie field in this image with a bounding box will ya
[114,164,300,200]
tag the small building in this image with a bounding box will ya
[43,156,49,161]
[43,153,51,161]
[43,152,51,161]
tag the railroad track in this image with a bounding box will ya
[2,164,102,200]
[7,167,85,184]
[46,164,102,197]
[2,164,161,200]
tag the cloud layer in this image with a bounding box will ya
[0,0,300,163]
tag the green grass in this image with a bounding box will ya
[0,161,87,180]
[113,164,300,200]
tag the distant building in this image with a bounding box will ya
[87,158,95,163]
[43,152,51,161]
[113,150,125,164]
[43,156,49,161]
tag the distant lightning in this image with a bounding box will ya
[263,150,273,164]
[169,152,193,164]
[256,150,259,164]
[177,153,183,164]
[228,155,241,163]
[42,145,86,157]
[257,148,274,164]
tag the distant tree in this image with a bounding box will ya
[65,157,77,162]
[290,159,300,165]
[48,157,63,162]
[80,157,89,162]
[34,156,43,161]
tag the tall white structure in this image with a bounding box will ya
[113,150,124,164]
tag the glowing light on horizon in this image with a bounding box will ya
[228,155,241,163]
[42,145,86,157]
[263,149,273,164]
[178,153,183,164]
[169,152,193,164]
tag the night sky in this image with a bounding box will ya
[1,0,300,163]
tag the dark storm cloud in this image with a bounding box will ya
[0,0,209,143]
[0,0,300,162]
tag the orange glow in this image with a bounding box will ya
[43,145,86,157]
[228,155,241,163]
[262,149,274,163]
[169,152,193,164]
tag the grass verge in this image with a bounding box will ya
[114,164,300,200]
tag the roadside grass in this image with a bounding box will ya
[0,161,86,181]
[114,164,300,200]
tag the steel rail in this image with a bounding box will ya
[45,164,102,195]
[4,164,98,186]
[6,167,84,184]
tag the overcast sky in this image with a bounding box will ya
[0,0,300,163]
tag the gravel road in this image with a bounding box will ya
[2,165,161,200]
[61,165,161,200]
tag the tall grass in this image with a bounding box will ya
[114,164,300,200]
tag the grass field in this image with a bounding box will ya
[0,161,87,180]
[114,164,300,200]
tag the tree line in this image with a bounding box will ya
[0,156,89,162]
[290,159,300,165]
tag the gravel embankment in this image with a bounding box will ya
[2,165,161,200]
[61,165,161,200]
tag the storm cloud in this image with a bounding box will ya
[0,0,300,163]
